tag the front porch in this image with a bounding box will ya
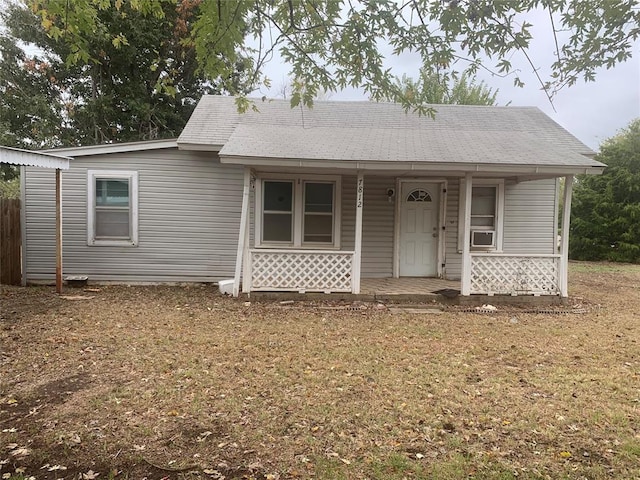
[231,168,576,300]
[243,248,563,297]
[246,275,565,305]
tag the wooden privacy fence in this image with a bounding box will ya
[0,198,21,285]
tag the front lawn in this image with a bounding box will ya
[1,262,639,479]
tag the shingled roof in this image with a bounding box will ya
[177,95,603,172]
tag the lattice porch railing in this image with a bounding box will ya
[470,254,561,296]
[249,249,354,293]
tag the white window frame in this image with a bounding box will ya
[458,178,504,252]
[255,174,342,249]
[87,170,139,246]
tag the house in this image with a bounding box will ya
[21,95,604,297]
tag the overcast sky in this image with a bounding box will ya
[252,9,640,152]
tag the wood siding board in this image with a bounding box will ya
[0,199,22,285]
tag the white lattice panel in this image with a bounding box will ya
[251,250,353,292]
[470,255,559,295]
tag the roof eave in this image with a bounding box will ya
[218,155,605,176]
[177,142,222,152]
[43,138,178,157]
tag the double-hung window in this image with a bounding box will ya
[88,170,138,246]
[303,182,334,243]
[262,181,294,243]
[471,186,497,229]
[458,179,504,251]
[258,176,340,248]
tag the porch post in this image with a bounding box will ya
[559,175,574,297]
[233,167,251,297]
[461,173,473,296]
[55,168,63,294]
[353,172,364,294]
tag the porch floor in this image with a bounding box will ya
[360,277,459,296]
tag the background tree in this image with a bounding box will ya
[30,0,640,112]
[390,68,499,107]
[0,0,252,150]
[570,119,640,263]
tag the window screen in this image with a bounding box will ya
[263,181,293,242]
[95,178,131,239]
[303,182,334,243]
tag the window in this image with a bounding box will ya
[407,189,432,202]
[458,179,504,251]
[257,176,340,247]
[88,170,138,246]
[263,181,293,242]
[303,182,334,243]
[471,186,496,228]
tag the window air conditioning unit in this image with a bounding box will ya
[471,230,496,248]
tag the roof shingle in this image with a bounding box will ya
[177,95,602,168]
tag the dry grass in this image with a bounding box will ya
[1,262,639,479]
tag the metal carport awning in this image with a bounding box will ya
[0,146,71,293]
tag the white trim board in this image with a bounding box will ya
[87,170,139,247]
[254,173,342,250]
[45,139,177,157]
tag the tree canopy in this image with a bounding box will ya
[570,119,640,263]
[29,0,640,113]
[0,0,251,152]
[390,68,499,107]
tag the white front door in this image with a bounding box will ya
[399,182,439,277]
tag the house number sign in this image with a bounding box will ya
[357,177,364,208]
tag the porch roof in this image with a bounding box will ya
[178,95,605,175]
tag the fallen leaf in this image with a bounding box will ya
[83,470,100,479]
[560,451,572,458]
[10,447,30,457]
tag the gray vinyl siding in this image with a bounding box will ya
[444,178,462,280]
[24,149,244,283]
[341,175,395,278]
[503,178,557,254]
[25,152,557,285]
[444,177,558,280]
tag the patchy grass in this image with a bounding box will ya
[568,260,640,274]
[1,263,639,479]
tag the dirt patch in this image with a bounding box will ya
[1,373,92,427]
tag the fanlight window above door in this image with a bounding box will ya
[406,189,432,202]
